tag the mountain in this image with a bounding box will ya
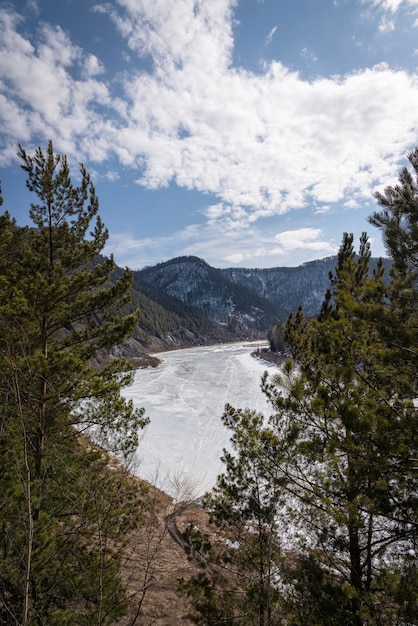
[221,256,342,317]
[221,256,392,317]
[113,254,391,364]
[137,256,287,336]
[105,269,245,367]
[136,254,392,336]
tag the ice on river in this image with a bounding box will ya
[122,342,274,498]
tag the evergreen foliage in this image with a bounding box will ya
[267,322,287,353]
[180,152,418,624]
[131,274,228,344]
[0,142,148,624]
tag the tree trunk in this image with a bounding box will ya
[13,368,34,625]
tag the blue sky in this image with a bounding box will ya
[1,0,418,269]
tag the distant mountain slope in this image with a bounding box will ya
[137,255,392,339]
[221,256,392,317]
[220,257,339,317]
[106,268,245,365]
[137,256,287,336]
[130,273,245,348]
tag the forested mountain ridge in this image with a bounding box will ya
[137,256,287,334]
[134,254,391,342]
[221,255,392,316]
[131,270,249,344]
[113,270,247,365]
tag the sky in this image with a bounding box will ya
[1,0,418,270]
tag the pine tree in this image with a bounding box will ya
[0,142,148,624]
[369,147,418,403]
[266,231,416,623]
[267,322,287,354]
[181,407,283,625]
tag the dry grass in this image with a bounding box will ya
[114,472,213,626]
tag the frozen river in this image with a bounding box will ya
[123,342,274,497]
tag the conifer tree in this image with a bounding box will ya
[0,142,148,624]
[369,147,418,403]
[273,234,408,622]
[186,228,416,624]
[180,408,283,625]
[267,322,286,354]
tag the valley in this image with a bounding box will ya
[119,253,391,364]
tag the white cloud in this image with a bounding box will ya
[265,25,278,46]
[0,8,119,164]
[104,170,120,182]
[205,202,229,223]
[102,0,237,74]
[194,224,339,267]
[314,204,331,215]
[224,252,245,263]
[378,15,396,30]
[1,1,418,240]
[82,53,105,78]
[369,0,418,11]
[363,0,418,30]
[274,228,328,251]
[105,220,340,270]
[105,223,204,269]
[119,57,418,223]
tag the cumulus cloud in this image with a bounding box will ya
[1,0,418,246]
[82,54,105,78]
[0,8,119,164]
[91,1,418,226]
[275,228,326,250]
[100,0,237,74]
[120,57,418,220]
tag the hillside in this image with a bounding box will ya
[135,254,391,337]
[112,253,392,364]
[106,267,247,367]
[221,256,339,317]
[221,255,391,316]
[137,256,287,335]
